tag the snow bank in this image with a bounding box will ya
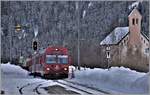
[68,66,148,94]
[1,63,148,94]
[1,63,49,95]
[1,62,29,77]
[131,73,149,93]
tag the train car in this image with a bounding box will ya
[25,46,72,78]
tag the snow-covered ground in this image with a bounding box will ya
[1,63,49,95]
[0,63,94,95]
[1,63,149,95]
[67,66,149,94]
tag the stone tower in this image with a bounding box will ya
[128,8,142,48]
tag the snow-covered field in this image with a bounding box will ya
[1,63,149,95]
[67,66,149,94]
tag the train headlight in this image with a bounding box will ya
[46,67,50,71]
[55,48,58,51]
[64,68,67,71]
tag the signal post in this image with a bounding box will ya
[32,38,38,77]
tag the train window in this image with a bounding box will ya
[46,55,56,64]
[58,55,68,64]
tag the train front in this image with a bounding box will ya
[44,47,70,78]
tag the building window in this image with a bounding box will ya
[145,48,149,54]
[124,40,126,44]
[106,46,110,50]
[141,37,143,40]
[127,37,128,40]
[144,40,145,43]
[132,18,135,25]
[106,51,110,58]
[136,18,138,25]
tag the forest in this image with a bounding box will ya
[1,1,149,68]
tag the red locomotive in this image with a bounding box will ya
[25,46,72,78]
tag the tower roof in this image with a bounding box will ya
[128,8,142,19]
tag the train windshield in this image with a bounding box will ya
[46,55,56,64]
[58,55,68,64]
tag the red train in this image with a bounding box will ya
[25,46,72,78]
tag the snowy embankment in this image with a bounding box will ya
[1,63,49,95]
[68,66,149,94]
[1,62,29,77]
[1,63,149,94]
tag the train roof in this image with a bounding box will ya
[31,46,68,58]
[39,46,68,54]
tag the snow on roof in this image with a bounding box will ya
[128,8,142,18]
[128,1,139,10]
[141,32,149,41]
[100,27,129,45]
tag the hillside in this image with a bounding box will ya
[1,1,149,68]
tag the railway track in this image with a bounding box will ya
[18,78,110,95]
[63,80,110,94]
[54,80,110,95]
[18,81,45,95]
[53,80,92,94]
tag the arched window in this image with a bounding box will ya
[132,18,135,25]
[106,51,110,58]
[124,39,126,43]
[136,18,138,25]
[106,46,110,50]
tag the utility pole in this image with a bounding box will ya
[76,1,80,70]
[9,16,13,63]
[9,27,12,63]
[32,25,39,77]
[10,27,12,63]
